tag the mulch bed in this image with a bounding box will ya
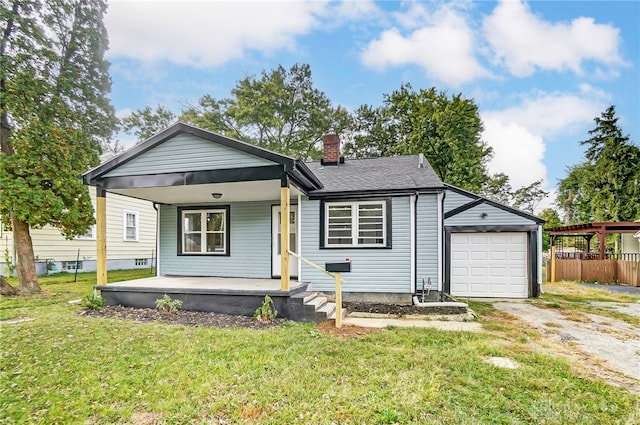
[81,305,287,329]
[80,302,450,329]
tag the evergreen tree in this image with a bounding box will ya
[0,0,116,293]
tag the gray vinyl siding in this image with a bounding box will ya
[105,134,275,177]
[416,194,440,291]
[445,203,537,226]
[299,197,411,294]
[159,201,273,278]
[444,190,475,211]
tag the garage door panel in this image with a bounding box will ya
[450,232,528,298]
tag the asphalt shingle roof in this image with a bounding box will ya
[306,155,445,195]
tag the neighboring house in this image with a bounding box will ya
[1,190,156,276]
[82,123,543,301]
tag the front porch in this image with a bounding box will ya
[96,276,344,322]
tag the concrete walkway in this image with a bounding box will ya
[343,316,483,331]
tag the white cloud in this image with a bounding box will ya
[361,3,490,86]
[482,119,547,190]
[482,87,609,138]
[483,0,625,77]
[105,0,327,67]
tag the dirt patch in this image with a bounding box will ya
[81,306,287,329]
[315,320,382,339]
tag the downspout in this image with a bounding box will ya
[537,224,543,295]
[297,193,302,282]
[410,193,417,294]
[153,203,160,277]
[438,190,445,296]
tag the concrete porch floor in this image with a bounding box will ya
[102,276,305,292]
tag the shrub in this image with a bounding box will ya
[155,294,183,313]
[254,295,277,322]
[82,295,104,310]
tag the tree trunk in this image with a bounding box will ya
[11,213,40,293]
[0,276,18,296]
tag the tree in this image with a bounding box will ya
[342,84,493,193]
[511,180,548,214]
[0,0,116,293]
[178,64,350,159]
[539,207,563,251]
[120,105,177,142]
[557,106,640,222]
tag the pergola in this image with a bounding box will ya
[547,222,640,283]
[547,222,640,260]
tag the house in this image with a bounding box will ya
[0,190,156,276]
[81,123,543,319]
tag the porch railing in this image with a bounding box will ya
[288,250,347,328]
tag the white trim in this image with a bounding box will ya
[181,208,227,255]
[123,210,139,242]
[437,192,443,291]
[271,205,298,277]
[297,194,302,282]
[410,194,416,294]
[325,200,386,247]
[537,224,543,288]
[155,206,160,276]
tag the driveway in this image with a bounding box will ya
[580,283,640,295]
[492,300,640,383]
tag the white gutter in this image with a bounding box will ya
[410,194,416,293]
[437,191,444,291]
[297,193,302,282]
[537,224,543,292]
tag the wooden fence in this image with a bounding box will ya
[549,259,640,286]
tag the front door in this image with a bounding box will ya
[272,205,298,277]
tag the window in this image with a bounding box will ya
[123,210,139,241]
[178,206,230,255]
[75,225,96,240]
[135,258,148,266]
[62,261,82,271]
[324,200,389,248]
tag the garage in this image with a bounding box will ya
[450,232,528,298]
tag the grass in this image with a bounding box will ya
[532,281,640,327]
[1,273,639,424]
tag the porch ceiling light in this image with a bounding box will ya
[211,193,223,199]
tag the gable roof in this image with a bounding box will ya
[305,155,445,197]
[444,184,545,224]
[82,122,322,191]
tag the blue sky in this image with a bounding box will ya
[104,0,639,210]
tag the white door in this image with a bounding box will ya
[450,232,528,298]
[272,205,298,277]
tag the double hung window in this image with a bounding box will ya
[325,201,387,247]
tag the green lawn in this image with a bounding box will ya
[1,272,638,424]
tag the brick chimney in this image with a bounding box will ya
[322,133,343,165]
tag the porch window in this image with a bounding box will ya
[123,210,139,241]
[324,200,390,248]
[179,206,230,255]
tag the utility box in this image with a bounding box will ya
[325,262,351,273]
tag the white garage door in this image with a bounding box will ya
[450,232,528,298]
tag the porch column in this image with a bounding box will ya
[96,185,107,285]
[280,176,290,291]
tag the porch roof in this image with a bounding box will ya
[82,122,323,195]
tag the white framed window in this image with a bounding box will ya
[62,261,82,271]
[75,225,96,240]
[123,210,139,241]
[324,200,388,248]
[179,206,229,255]
[135,258,148,266]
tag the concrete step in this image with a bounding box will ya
[327,307,347,320]
[305,294,328,309]
[317,302,336,316]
